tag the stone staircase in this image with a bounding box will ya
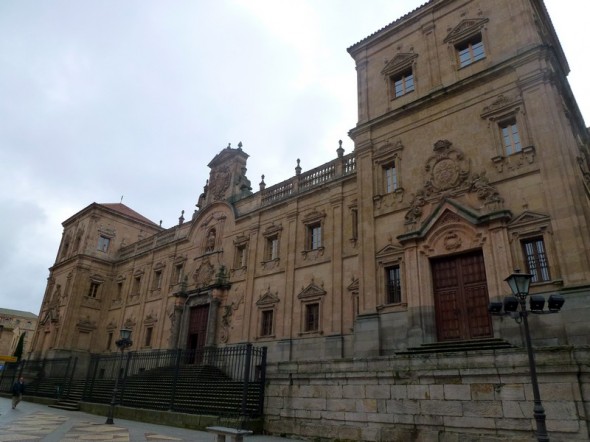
[48,364,262,417]
[395,338,513,355]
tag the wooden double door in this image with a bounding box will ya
[186,304,209,363]
[431,251,493,341]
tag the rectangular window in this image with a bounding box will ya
[309,224,322,250]
[145,327,153,347]
[522,238,551,283]
[174,264,184,284]
[266,236,279,261]
[457,34,485,67]
[351,208,358,242]
[133,276,142,296]
[153,270,162,290]
[392,69,414,98]
[501,120,522,155]
[88,282,100,298]
[304,303,320,332]
[97,235,110,252]
[385,265,402,304]
[235,245,247,268]
[116,282,123,299]
[261,310,274,337]
[106,332,113,351]
[384,163,398,193]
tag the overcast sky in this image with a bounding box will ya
[0,0,587,315]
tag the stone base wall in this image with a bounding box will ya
[264,347,590,441]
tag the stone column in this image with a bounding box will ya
[206,296,220,347]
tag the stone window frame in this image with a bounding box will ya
[480,95,535,172]
[455,33,485,68]
[347,277,359,331]
[60,234,71,261]
[106,331,113,351]
[151,262,166,292]
[88,282,100,298]
[171,256,187,287]
[232,234,249,271]
[381,53,418,102]
[297,281,326,336]
[255,288,280,340]
[385,264,402,304]
[376,245,407,312]
[97,235,110,253]
[262,224,283,264]
[113,275,126,303]
[87,274,105,299]
[301,210,327,259]
[373,141,405,203]
[131,269,145,298]
[521,237,551,284]
[260,310,274,338]
[97,228,115,253]
[444,18,489,71]
[507,212,561,288]
[349,202,358,247]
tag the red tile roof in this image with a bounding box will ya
[99,203,159,226]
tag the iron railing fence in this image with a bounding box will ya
[0,356,77,399]
[82,344,267,417]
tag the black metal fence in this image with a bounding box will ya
[1,344,267,417]
[0,356,77,399]
[88,344,267,417]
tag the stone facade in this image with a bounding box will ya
[265,347,590,441]
[29,0,590,439]
[0,308,37,360]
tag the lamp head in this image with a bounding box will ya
[547,294,565,312]
[120,328,132,340]
[503,296,519,312]
[504,269,532,298]
[529,295,545,312]
[488,301,503,314]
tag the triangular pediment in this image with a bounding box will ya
[256,289,280,306]
[508,211,550,228]
[347,278,359,293]
[376,243,404,258]
[444,18,489,43]
[297,281,327,300]
[381,53,418,76]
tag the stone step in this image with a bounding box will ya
[396,338,513,355]
[49,400,81,411]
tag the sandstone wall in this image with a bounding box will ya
[264,347,590,441]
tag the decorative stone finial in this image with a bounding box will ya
[178,210,185,226]
[238,141,243,150]
[259,174,266,191]
[295,158,302,176]
[337,139,344,158]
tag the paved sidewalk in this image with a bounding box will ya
[0,398,297,442]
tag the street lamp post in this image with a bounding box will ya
[105,328,133,425]
[488,270,565,442]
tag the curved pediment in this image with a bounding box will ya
[398,198,512,244]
